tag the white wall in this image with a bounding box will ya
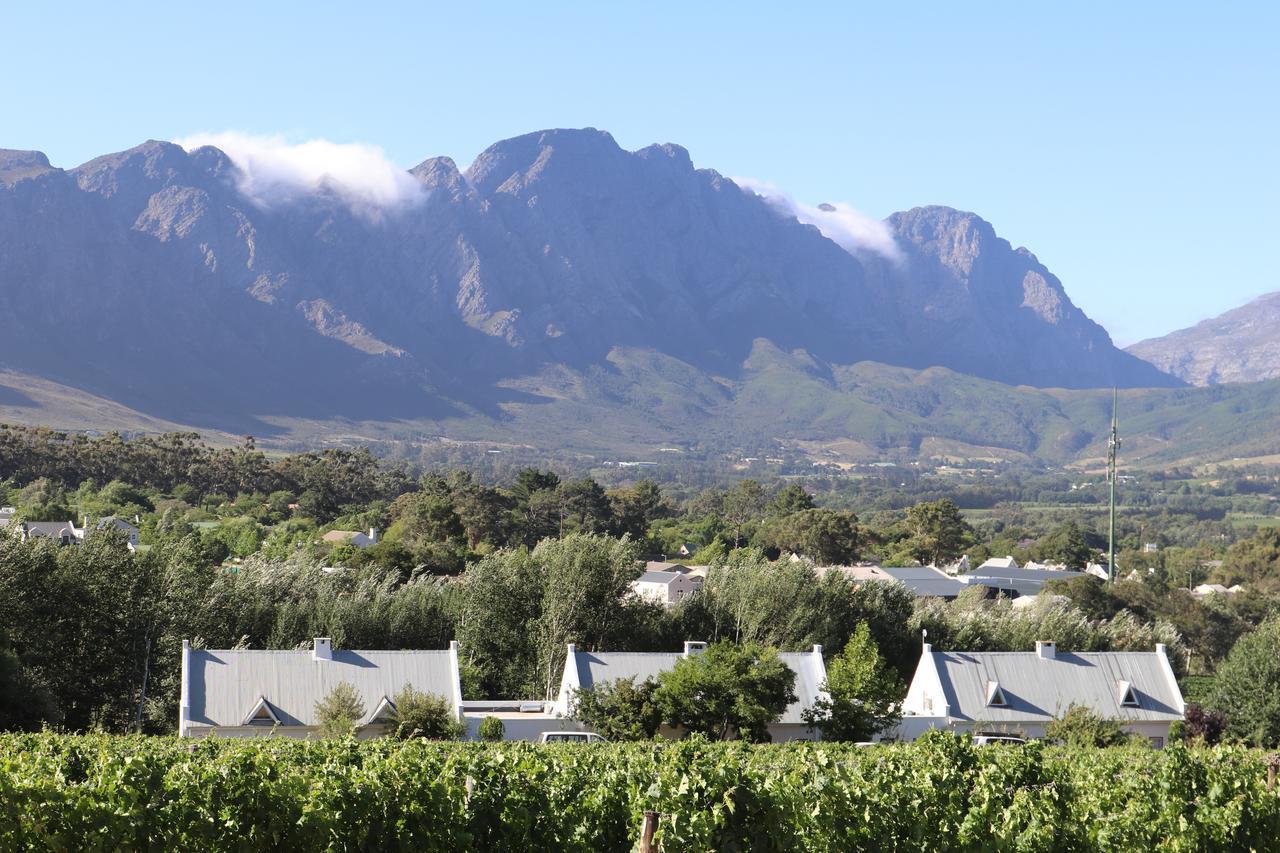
[888,716,1177,746]
[463,714,586,742]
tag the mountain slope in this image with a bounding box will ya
[0,129,1182,456]
[1127,292,1280,385]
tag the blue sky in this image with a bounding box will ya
[3,1,1276,344]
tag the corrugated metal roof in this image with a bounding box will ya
[961,566,1088,597]
[878,567,967,598]
[573,649,824,726]
[187,648,457,727]
[930,650,1182,723]
[637,571,682,584]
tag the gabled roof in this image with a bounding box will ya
[562,646,827,726]
[911,645,1183,723]
[21,520,80,539]
[184,645,460,728]
[645,561,690,573]
[95,516,139,533]
[636,570,696,585]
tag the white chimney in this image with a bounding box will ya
[683,640,707,657]
[1035,640,1056,660]
[368,527,378,544]
[313,637,332,661]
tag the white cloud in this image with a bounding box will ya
[732,177,902,262]
[174,132,426,214]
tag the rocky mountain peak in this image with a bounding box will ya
[0,149,57,186]
[1128,291,1280,385]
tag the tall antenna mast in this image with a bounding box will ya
[1107,387,1120,584]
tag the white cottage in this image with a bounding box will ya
[896,641,1185,746]
[631,568,703,606]
[179,638,464,738]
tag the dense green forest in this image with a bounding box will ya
[3,425,1280,743]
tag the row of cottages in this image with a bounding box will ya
[5,514,140,550]
[551,641,829,742]
[180,637,1184,745]
[896,641,1185,747]
[179,638,827,741]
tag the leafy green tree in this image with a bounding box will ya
[449,475,513,548]
[1037,521,1093,568]
[756,508,861,565]
[1208,617,1280,746]
[388,490,465,552]
[1215,528,1280,586]
[895,499,973,567]
[533,535,642,698]
[608,480,674,541]
[0,639,59,730]
[803,623,902,741]
[14,477,71,521]
[570,675,663,741]
[314,682,365,738]
[390,684,465,740]
[722,480,768,548]
[769,484,815,517]
[654,641,796,742]
[557,478,613,535]
[456,548,543,698]
[1043,704,1127,747]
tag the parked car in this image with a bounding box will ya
[538,731,609,744]
[973,734,1027,746]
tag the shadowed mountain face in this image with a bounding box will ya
[1127,292,1280,386]
[0,129,1177,435]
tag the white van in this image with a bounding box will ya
[538,731,608,744]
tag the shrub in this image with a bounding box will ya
[1043,704,1127,747]
[314,682,364,738]
[390,684,465,740]
[1182,703,1228,744]
[477,716,505,742]
[570,676,663,741]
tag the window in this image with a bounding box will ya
[985,681,1007,708]
[1149,736,1164,748]
[1117,681,1139,708]
[243,696,280,726]
[368,696,397,725]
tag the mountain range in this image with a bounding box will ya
[1127,293,1280,386]
[2,128,1277,468]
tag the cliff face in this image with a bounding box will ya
[0,130,1178,434]
[1128,292,1280,385]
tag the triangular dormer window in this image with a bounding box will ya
[368,696,397,725]
[243,696,280,726]
[1117,681,1139,708]
[986,681,1007,707]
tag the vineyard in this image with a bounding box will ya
[1,732,1278,851]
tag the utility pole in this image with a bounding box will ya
[1107,388,1120,584]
